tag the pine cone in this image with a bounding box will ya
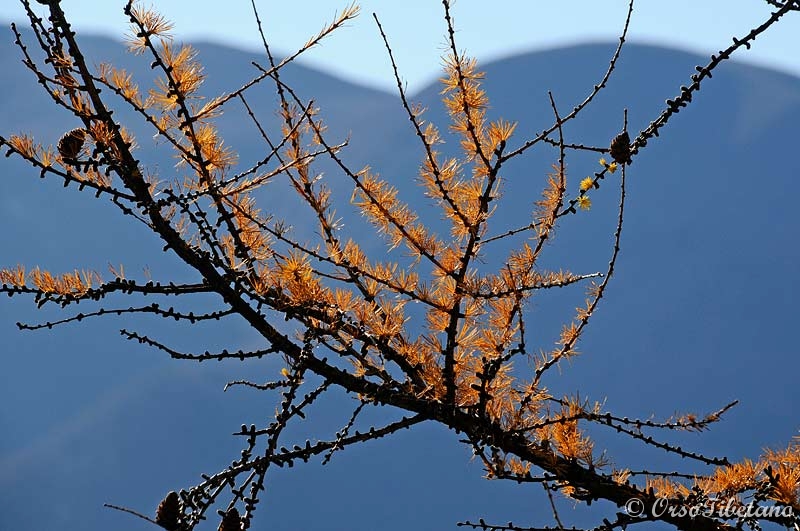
[609,131,631,165]
[57,128,86,163]
[155,491,181,531]
[219,507,242,531]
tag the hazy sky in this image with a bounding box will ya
[2,1,799,92]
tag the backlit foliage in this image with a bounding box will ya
[2,1,800,531]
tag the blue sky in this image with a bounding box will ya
[2,1,799,92]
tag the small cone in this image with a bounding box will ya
[155,491,181,531]
[219,507,242,531]
[57,128,86,163]
[609,131,631,165]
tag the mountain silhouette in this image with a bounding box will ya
[1,26,799,531]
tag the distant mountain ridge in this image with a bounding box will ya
[1,27,799,531]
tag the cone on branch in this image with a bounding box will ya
[609,130,631,165]
[219,507,242,531]
[57,128,87,165]
[155,491,181,531]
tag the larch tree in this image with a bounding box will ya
[2,1,800,531]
